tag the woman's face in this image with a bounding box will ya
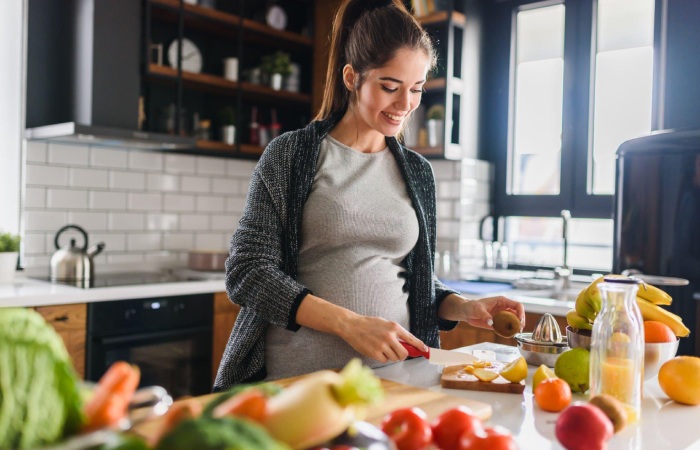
[348,48,430,138]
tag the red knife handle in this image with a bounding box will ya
[399,341,430,359]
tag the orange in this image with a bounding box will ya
[534,377,572,412]
[658,356,700,405]
[644,321,676,343]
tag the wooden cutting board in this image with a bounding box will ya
[441,364,525,394]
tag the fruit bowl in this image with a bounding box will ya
[566,326,679,380]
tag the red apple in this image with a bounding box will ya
[458,425,518,450]
[555,402,613,450]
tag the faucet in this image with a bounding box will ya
[555,209,572,290]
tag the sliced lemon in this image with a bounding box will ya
[472,368,499,382]
[533,364,557,391]
[499,356,528,383]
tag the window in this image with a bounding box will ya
[486,0,659,272]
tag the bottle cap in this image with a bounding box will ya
[603,276,641,284]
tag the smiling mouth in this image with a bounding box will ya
[382,112,404,121]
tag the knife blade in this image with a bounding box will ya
[400,341,478,366]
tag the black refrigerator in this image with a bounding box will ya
[614,128,700,356]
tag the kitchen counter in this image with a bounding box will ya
[374,346,700,450]
[0,274,226,308]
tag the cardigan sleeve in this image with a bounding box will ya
[224,141,310,331]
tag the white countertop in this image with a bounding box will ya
[0,275,226,308]
[374,346,700,450]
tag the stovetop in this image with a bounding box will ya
[35,272,205,289]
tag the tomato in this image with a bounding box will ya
[431,406,484,450]
[458,426,518,450]
[380,407,432,450]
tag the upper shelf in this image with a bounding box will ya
[417,10,466,27]
[146,64,312,105]
[149,0,314,48]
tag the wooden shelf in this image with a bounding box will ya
[150,0,313,47]
[424,78,446,91]
[412,146,445,157]
[146,64,312,105]
[418,10,466,27]
[194,141,264,157]
[239,144,265,156]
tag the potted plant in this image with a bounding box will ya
[219,106,236,145]
[426,104,445,147]
[0,231,20,283]
[261,51,292,90]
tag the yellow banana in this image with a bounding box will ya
[636,282,672,305]
[576,282,603,322]
[636,297,690,337]
[566,309,593,331]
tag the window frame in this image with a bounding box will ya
[489,0,666,221]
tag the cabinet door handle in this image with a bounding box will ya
[54,315,69,322]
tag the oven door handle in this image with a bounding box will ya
[93,325,212,345]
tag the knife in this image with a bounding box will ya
[400,341,478,366]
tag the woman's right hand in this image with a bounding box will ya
[338,314,427,364]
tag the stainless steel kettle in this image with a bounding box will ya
[50,225,105,282]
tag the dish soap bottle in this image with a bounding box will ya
[589,276,644,423]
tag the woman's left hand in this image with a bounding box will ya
[456,295,526,330]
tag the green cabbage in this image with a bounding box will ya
[0,308,84,448]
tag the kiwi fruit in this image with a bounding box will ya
[492,311,521,338]
[589,394,628,433]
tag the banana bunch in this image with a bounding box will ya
[566,275,690,337]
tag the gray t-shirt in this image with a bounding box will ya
[265,135,420,380]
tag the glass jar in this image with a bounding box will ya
[589,276,645,423]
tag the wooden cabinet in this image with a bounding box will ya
[212,291,240,381]
[34,303,87,379]
[144,0,316,157]
[440,311,567,350]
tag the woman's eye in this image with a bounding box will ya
[411,89,424,94]
[381,85,398,93]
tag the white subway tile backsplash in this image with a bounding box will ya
[109,212,145,230]
[24,187,46,208]
[181,175,210,193]
[164,194,195,212]
[21,255,51,269]
[69,168,109,189]
[68,211,108,231]
[144,251,182,266]
[164,154,197,174]
[89,233,126,252]
[226,197,246,213]
[91,147,128,168]
[26,164,68,186]
[23,233,45,254]
[129,151,163,172]
[128,193,162,211]
[211,214,238,231]
[437,200,455,220]
[90,191,127,210]
[110,171,146,190]
[147,173,179,191]
[437,219,460,240]
[163,233,194,250]
[196,196,225,212]
[197,156,227,176]
[430,160,460,180]
[146,213,179,231]
[107,253,145,264]
[438,181,461,200]
[26,141,47,163]
[195,233,227,250]
[212,178,239,195]
[179,214,209,231]
[25,211,67,231]
[127,233,162,251]
[48,144,89,166]
[227,160,256,177]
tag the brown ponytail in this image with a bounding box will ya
[315,0,437,121]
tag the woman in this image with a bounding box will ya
[214,0,524,390]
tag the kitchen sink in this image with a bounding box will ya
[514,287,583,302]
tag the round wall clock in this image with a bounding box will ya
[168,38,203,74]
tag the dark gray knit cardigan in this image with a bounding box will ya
[213,114,459,390]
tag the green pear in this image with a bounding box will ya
[555,347,591,393]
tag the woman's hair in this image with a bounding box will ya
[315,0,437,120]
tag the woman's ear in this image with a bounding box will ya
[342,64,357,91]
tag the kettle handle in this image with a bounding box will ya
[54,224,88,251]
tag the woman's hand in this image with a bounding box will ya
[338,314,427,364]
[439,294,526,331]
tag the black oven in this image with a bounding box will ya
[86,294,213,398]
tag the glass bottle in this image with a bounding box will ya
[589,276,645,423]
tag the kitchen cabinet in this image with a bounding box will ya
[34,303,87,379]
[212,291,240,381]
[143,0,315,158]
[440,311,567,350]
